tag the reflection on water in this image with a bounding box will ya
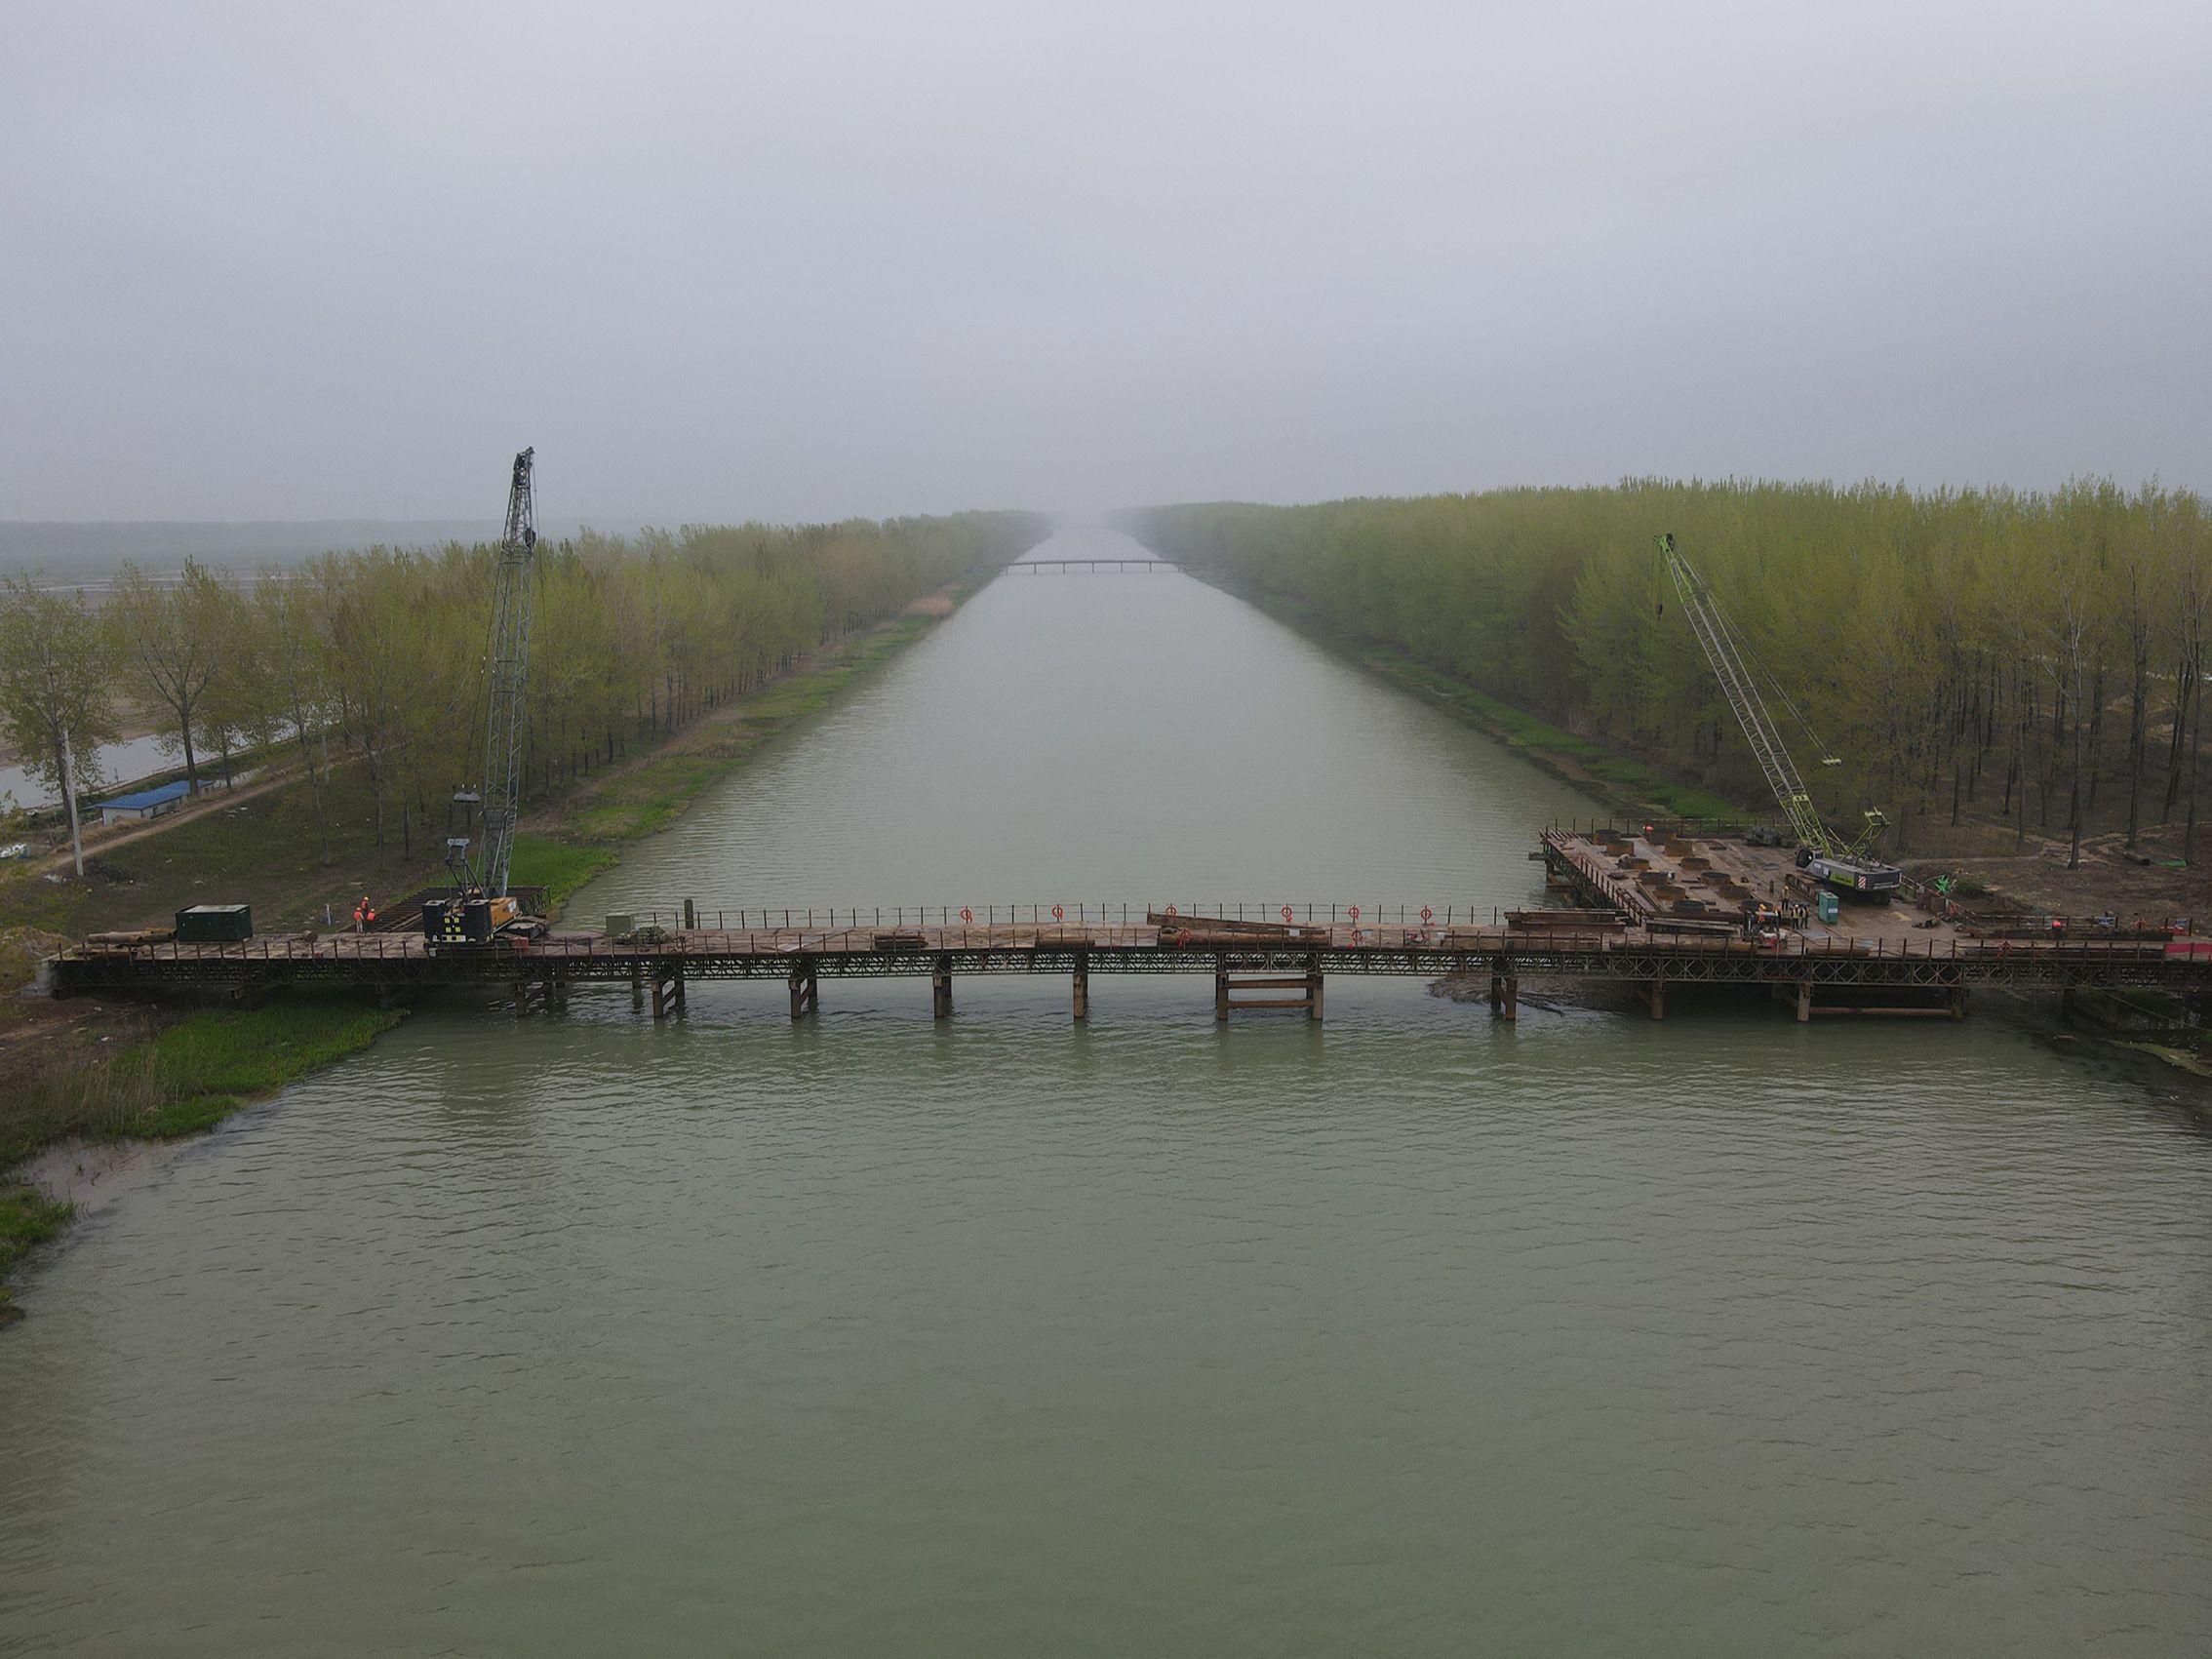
[2,530,2208,1657]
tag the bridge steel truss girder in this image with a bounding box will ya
[50,942,2210,1001]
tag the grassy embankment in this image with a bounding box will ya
[0,932,405,1324]
[1195,575,1740,821]
[0,594,970,1317]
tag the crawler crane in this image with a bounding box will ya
[424,448,545,945]
[1658,533,1903,900]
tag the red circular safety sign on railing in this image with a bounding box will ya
[1281,905,1294,923]
[1164,905,1178,919]
[960,907,973,925]
[1051,904,1064,922]
[1420,906,1434,923]
[1350,928,1365,945]
[1348,905,1361,922]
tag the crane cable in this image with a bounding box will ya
[1682,557,1841,767]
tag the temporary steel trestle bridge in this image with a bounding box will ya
[1013,557,1176,573]
[49,907,2212,1024]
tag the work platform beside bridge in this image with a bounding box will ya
[48,886,2212,1026]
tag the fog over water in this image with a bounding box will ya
[4,2,2208,526]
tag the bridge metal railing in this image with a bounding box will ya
[61,920,2211,968]
[626,903,1542,931]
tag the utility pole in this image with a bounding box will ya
[59,724,84,877]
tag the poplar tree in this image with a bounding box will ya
[105,559,231,792]
[0,575,118,810]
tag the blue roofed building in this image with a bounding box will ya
[94,779,193,826]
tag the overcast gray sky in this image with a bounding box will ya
[3,0,2206,525]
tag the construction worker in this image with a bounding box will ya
[353,894,376,933]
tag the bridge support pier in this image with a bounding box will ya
[1215,967,1323,1021]
[1488,958,1517,1021]
[789,963,817,1021]
[512,978,568,1016]
[1639,975,1666,1020]
[932,957,954,1020]
[1072,958,1088,1022]
[631,966,644,1011]
[651,970,685,1020]
[1797,977,1812,1023]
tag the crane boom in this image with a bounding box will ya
[1661,536,1828,852]
[477,446,537,898]
[426,448,539,946]
[1657,533,1901,899]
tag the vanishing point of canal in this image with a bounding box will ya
[3,529,2208,1655]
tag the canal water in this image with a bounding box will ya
[4,528,2209,1655]
[0,731,178,812]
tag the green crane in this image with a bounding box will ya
[1658,533,1902,900]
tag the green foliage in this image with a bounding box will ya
[105,558,233,791]
[507,834,617,913]
[125,998,404,1140]
[1133,481,2212,854]
[565,613,936,843]
[0,996,403,1312]
[1351,642,1738,817]
[0,1185,72,1254]
[0,1183,73,1322]
[0,575,117,809]
[0,509,1045,936]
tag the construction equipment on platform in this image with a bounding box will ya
[424,448,548,947]
[1657,533,1903,900]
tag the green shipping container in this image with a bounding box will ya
[175,903,254,943]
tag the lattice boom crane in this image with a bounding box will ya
[425,448,542,945]
[1658,533,1902,900]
